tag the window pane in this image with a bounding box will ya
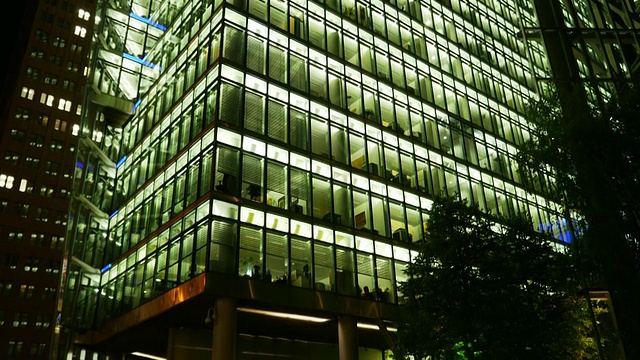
[313,243,333,291]
[210,220,236,274]
[214,146,240,196]
[290,237,311,288]
[356,252,374,299]
[375,257,395,303]
[219,82,242,126]
[239,226,263,278]
[266,161,287,209]
[267,100,287,142]
[290,169,310,215]
[244,91,265,134]
[241,154,264,203]
[266,232,288,282]
[336,247,355,295]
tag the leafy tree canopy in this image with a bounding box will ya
[517,86,640,358]
[396,196,595,360]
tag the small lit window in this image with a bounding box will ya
[78,9,90,21]
[19,179,27,192]
[0,174,14,189]
[74,25,87,38]
[57,99,72,112]
[21,87,35,100]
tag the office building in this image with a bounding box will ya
[0,0,97,358]
[56,0,640,359]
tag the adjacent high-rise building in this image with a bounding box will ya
[1,0,636,359]
[0,0,98,358]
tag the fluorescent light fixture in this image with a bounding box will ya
[130,352,166,360]
[357,322,398,332]
[129,12,168,31]
[237,307,330,323]
[122,53,161,70]
[100,263,112,273]
[116,155,127,168]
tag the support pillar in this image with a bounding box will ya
[338,316,358,360]
[212,298,237,360]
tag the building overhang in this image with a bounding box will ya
[74,272,401,356]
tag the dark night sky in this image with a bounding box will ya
[1,1,38,136]
[3,2,32,75]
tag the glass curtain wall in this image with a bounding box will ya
[75,0,576,330]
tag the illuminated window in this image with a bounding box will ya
[19,179,27,192]
[74,25,87,38]
[58,99,72,112]
[54,119,68,131]
[20,87,35,100]
[40,93,54,107]
[0,174,14,189]
[78,9,91,20]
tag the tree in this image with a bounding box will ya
[517,86,640,358]
[396,196,595,360]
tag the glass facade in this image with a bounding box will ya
[60,0,640,357]
[520,0,640,107]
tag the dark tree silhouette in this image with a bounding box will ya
[396,196,595,360]
[517,85,640,359]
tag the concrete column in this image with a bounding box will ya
[338,316,358,360]
[212,298,237,360]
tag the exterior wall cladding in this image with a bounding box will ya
[57,0,640,359]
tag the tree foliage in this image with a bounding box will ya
[396,196,594,360]
[517,86,640,358]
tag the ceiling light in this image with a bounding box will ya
[237,307,331,323]
[130,352,166,360]
[357,322,398,332]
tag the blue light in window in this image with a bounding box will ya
[109,210,119,219]
[539,218,579,244]
[122,53,161,71]
[76,161,84,169]
[100,263,112,273]
[116,155,127,168]
[133,98,142,112]
[129,12,167,31]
